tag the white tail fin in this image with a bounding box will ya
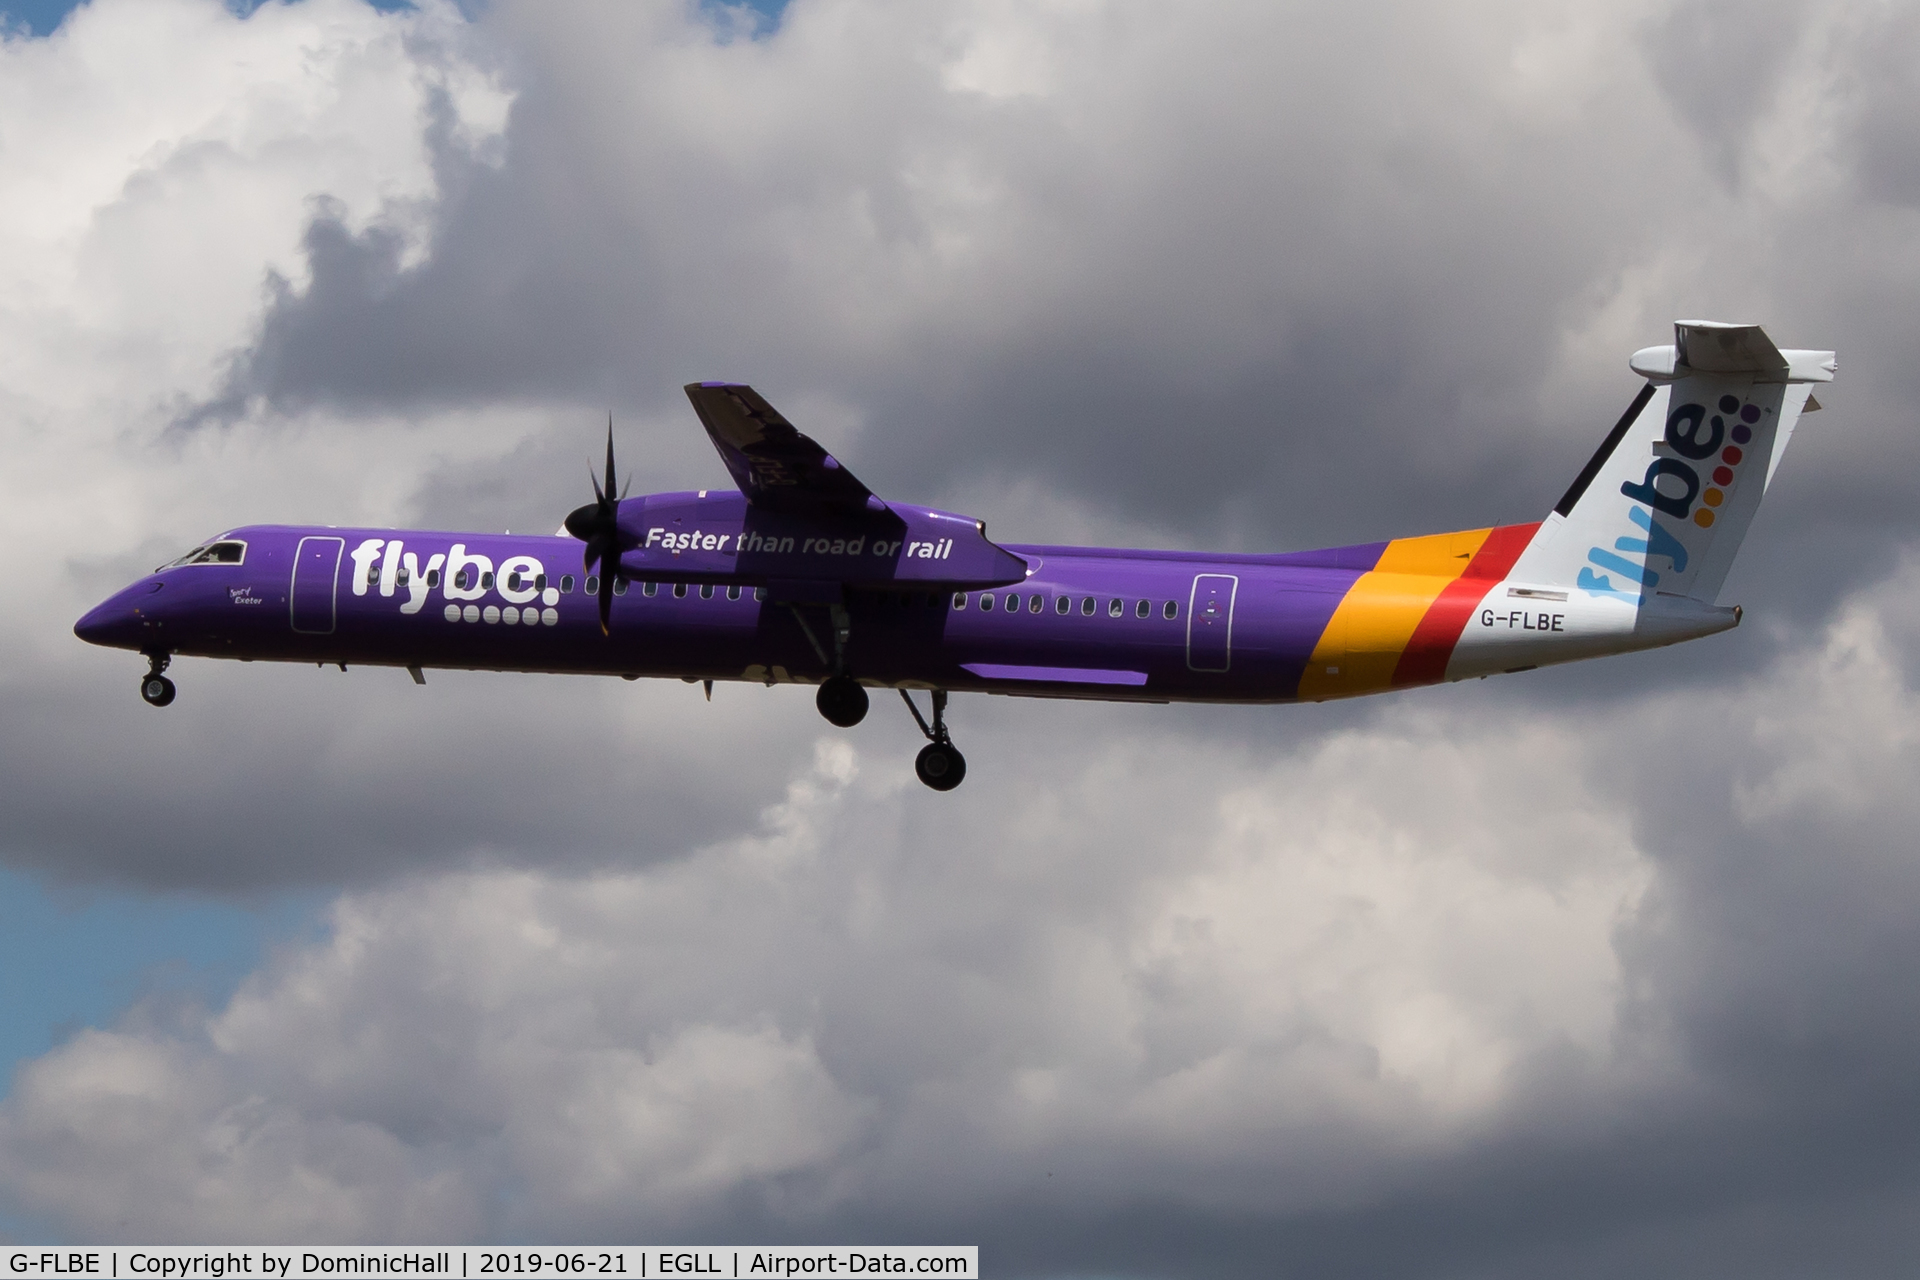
[1508,321,1834,604]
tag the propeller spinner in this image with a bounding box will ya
[563,419,629,634]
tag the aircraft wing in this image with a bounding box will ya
[684,382,879,516]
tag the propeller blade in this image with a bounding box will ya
[563,416,628,635]
[604,418,617,510]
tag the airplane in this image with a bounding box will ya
[75,321,1834,791]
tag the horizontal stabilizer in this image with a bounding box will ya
[1630,321,1836,383]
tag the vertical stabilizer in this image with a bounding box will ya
[1507,321,1834,605]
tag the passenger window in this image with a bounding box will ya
[980,593,994,611]
[397,568,410,585]
[727,585,741,601]
[585,575,599,594]
[614,577,629,596]
[1108,598,1123,617]
[754,587,768,602]
[427,569,442,587]
[480,571,494,589]
[1055,596,1070,615]
[366,565,379,585]
[953,593,967,610]
[642,581,658,597]
[700,584,714,600]
[535,573,547,592]
[1081,597,1095,616]
[560,575,574,593]
[1027,595,1040,613]
[1136,599,1150,618]
[672,582,687,598]
[1164,600,1178,619]
[505,572,519,590]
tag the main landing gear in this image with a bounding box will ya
[792,599,963,789]
[901,689,966,791]
[140,652,175,707]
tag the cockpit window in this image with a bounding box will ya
[161,546,208,569]
[161,540,247,570]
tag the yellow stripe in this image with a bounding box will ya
[1297,528,1491,700]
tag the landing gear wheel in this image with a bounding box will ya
[915,742,966,791]
[140,674,176,707]
[901,690,965,790]
[816,675,869,727]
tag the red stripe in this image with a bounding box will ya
[1391,522,1541,686]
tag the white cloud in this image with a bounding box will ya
[0,688,1669,1235]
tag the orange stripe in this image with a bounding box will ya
[1391,522,1540,686]
[1296,528,1491,700]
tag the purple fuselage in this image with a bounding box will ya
[75,517,1383,704]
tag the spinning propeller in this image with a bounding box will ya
[563,419,630,634]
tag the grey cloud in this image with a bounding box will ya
[207,3,1682,546]
[1641,0,1813,187]
[199,0,1920,629]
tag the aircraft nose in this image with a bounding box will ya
[74,581,162,649]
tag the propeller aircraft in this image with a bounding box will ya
[75,321,1834,790]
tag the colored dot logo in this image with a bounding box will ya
[1693,397,1762,527]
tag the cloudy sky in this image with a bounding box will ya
[3,0,1920,1272]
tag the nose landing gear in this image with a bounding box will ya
[901,689,965,791]
[140,652,175,707]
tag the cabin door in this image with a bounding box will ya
[290,536,344,635]
[1187,573,1237,671]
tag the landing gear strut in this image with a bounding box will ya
[901,689,965,791]
[140,652,175,707]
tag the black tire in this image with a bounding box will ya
[141,674,176,707]
[915,742,966,791]
[816,676,869,727]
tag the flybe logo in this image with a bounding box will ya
[1577,394,1762,602]
[346,538,554,615]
